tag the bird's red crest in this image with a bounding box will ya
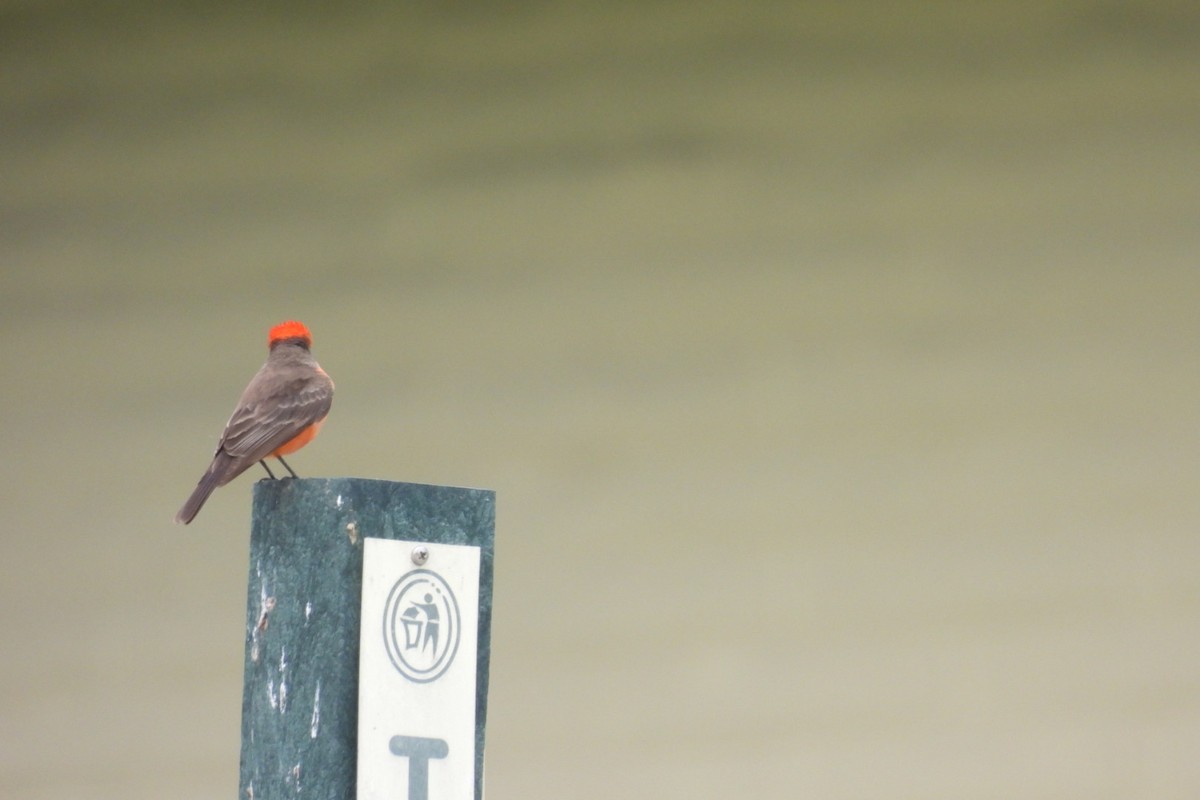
[269,320,312,347]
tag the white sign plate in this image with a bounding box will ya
[358,538,480,800]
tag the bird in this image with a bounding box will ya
[175,320,334,524]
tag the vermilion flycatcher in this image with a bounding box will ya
[175,320,334,524]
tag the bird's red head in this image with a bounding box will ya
[269,320,312,348]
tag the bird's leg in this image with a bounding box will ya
[258,459,278,480]
[275,455,299,479]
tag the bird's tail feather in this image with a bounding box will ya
[175,455,232,525]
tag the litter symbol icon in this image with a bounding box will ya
[382,569,461,683]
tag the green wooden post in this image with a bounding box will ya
[240,478,495,800]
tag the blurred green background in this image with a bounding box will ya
[2,2,1198,798]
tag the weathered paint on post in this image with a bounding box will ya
[239,478,495,800]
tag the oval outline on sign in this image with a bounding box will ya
[381,568,462,683]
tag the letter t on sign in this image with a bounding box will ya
[389,736,449,800]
